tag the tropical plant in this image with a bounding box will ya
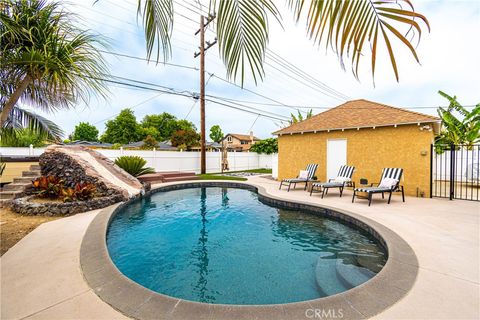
[114,156,155,177]
[1,106,64,142]
[249,138,278,154]
[109,0,429,84]
[436,91,480,150]
[171,129,201,149]
[0,127,47,147]
[72,122,99,142]
[290,109,313,124]
[32,175,64,199]
[100,109,142,144]
[209,125,224,143]
[73,182,97,201]
[0,0,108,127]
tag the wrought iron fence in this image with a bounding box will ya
[431,144,480,201]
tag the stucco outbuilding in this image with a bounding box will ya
[274,99,441,197]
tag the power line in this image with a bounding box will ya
[99,50,199,71]
[87,75,290,121]
[266,50,351,100]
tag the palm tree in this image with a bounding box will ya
[1,105,64,144]
[130,0,429,85]
[0,0,109,127]
[436,91,480,150]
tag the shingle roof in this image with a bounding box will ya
[274,99,440,135]
[223,133,261,141]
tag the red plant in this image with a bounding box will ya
[32,176,64,199]
[74,182,96,201]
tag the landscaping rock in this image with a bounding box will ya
[10,194,125,216]
[39,145,144,199]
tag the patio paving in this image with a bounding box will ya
[1,176,479,319]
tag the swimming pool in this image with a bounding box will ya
[107,186,387,305]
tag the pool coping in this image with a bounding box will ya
[80,181,419,320]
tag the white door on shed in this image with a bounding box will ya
[327,139,347,180]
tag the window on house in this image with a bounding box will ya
[227,136,232,143]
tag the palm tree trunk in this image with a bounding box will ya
[0,74,31,127]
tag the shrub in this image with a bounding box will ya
[141,135,159,150]
[32,176,64,199]
[32,176,97,202]
[250,138,278,154]
[114,156,155,177]
[74,182,97,201]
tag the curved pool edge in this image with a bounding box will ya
[80,180,419,320]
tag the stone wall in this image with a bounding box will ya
[10,194,125,216]
[40,151,114,196]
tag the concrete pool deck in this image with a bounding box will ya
[1,176,479,319]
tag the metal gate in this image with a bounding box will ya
[430,144,480,201]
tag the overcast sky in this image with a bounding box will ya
[32,0,480,139]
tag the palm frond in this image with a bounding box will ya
[137,0,174,62]
[2,106,64,141]
[288,0,430,82]
[215,0,281,85]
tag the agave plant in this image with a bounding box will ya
[114,156,155,177]
[118,0,430,85]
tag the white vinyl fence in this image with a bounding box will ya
[0,147,276,174]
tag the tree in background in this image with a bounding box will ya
[249,138,278,154]
[436,91,480,150]
[171,129,200,150]
[0,0,108,127]
[72,122,99,141]
[209,125,224,143]
[141,113,196,141]
[138,126,160,141]
[100,109,141,144]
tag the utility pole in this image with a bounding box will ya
[195,14,216,174]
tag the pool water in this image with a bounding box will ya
[107,187,387,305]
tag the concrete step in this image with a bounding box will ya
[335,257,375,289]
[315,255,349,297]
[162,176,200,183]
[14,177,36,184]
[0,190,23,200]
[29,164,41,171]
[22,170,41,177]
[1,182,31,191]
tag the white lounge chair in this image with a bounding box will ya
[310,165,355,198]
[279,163,318,192]
[352,168,405,206]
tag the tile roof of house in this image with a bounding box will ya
[223,133,261,141]
[274,99,440,135]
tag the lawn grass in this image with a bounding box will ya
[197,174,247,181]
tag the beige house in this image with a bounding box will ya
[221,132,260,152]
[274,100,441,197]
